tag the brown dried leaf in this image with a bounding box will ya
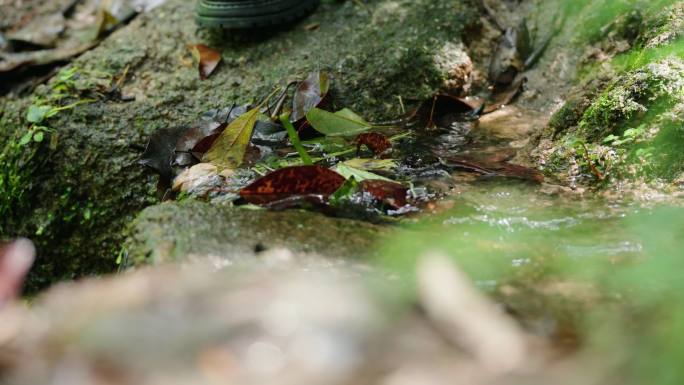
[483,76,526,114]
[189,44,221,80]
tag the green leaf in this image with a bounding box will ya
[334,163,393,182]
[342,158,397,172]
[33,131,44,142]
[26,105,52,124]
[203,106,260,169]
[306,107,371,137]
[18,132,33,146]
[334,108,369,124]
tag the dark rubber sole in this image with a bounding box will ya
[196,0,321,29]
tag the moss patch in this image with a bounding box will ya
[126,200,387,266]
[0,0,477,290]
[538,0,684,188]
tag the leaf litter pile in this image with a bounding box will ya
[142,65,543,221]
[0,0,165,94]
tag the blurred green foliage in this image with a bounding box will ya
[376,182,684,384]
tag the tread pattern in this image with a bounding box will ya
[196,0,321,29]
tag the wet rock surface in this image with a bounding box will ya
[126,200,387,267]
[0,0,477,289]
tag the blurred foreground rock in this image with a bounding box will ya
[0,249,599,385]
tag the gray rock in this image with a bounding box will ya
[0,0,476,290]
[126,200,387,267]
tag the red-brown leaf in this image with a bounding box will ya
[240,165,346,205]
[359,180,409,209]
[355,133,392,156]
[189,44,222,80]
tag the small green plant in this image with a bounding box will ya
[19,100,94,146]
[603,125,648,146]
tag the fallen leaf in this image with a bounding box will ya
[333,108,368,124]
[140,126,189,183]
[291,70,330,122]
[483,76,526,114]
[203,106,259,169]
[0,42,98,73]
[355,132,392,156]
[446,154,543,183]
[489,162,545,183]
[172,163,219,193]
[252,120,288,146]
[189,44,221,80]
[173,121,226,167]
[240,165,346,205]
[342,158,397,172]
[306,107,371,137]
[359,180,408,209]
[6,13,66,47]
[334,163,393,182]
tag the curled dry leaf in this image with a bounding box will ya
[291,70,330,122]
[172,163,219,193]
[240,165,346,205]
[483,76,526,114]
[355,133,392,156]
[189,44,221,80]
[359,180,409,209]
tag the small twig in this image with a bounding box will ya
[427,95,437,129]
[581,143,604,181]
[269,80,298,120]
[476,0,505,32]
[114,64,130,90]
[352,0,372,14]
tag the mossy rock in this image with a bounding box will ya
[126,200,387,266]
[577,58,684,141]
[0,0,477,291]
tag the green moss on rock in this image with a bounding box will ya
[578,58,684,141]
[0,0,476,290]
[126,201,387,266]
